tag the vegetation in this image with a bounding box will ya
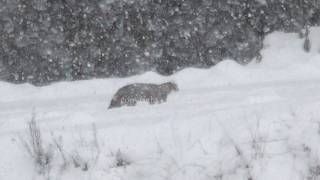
[0,0,319,85]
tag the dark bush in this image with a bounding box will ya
[0,0,319,85]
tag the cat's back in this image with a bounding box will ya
[115,83,158,95]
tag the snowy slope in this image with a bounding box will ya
[1,27,320,180]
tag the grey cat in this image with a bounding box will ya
[108,82,178,109]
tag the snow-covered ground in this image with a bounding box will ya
[1,27,320,180]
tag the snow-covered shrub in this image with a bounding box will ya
[70,151,90,171]
[68,142,98,171]
[308,165,320,180]
[20,115,54,175]
[113,150,131,168]
[54,124,101,172]
[19,115,102,178]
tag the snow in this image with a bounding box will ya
[1,27,320,180]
